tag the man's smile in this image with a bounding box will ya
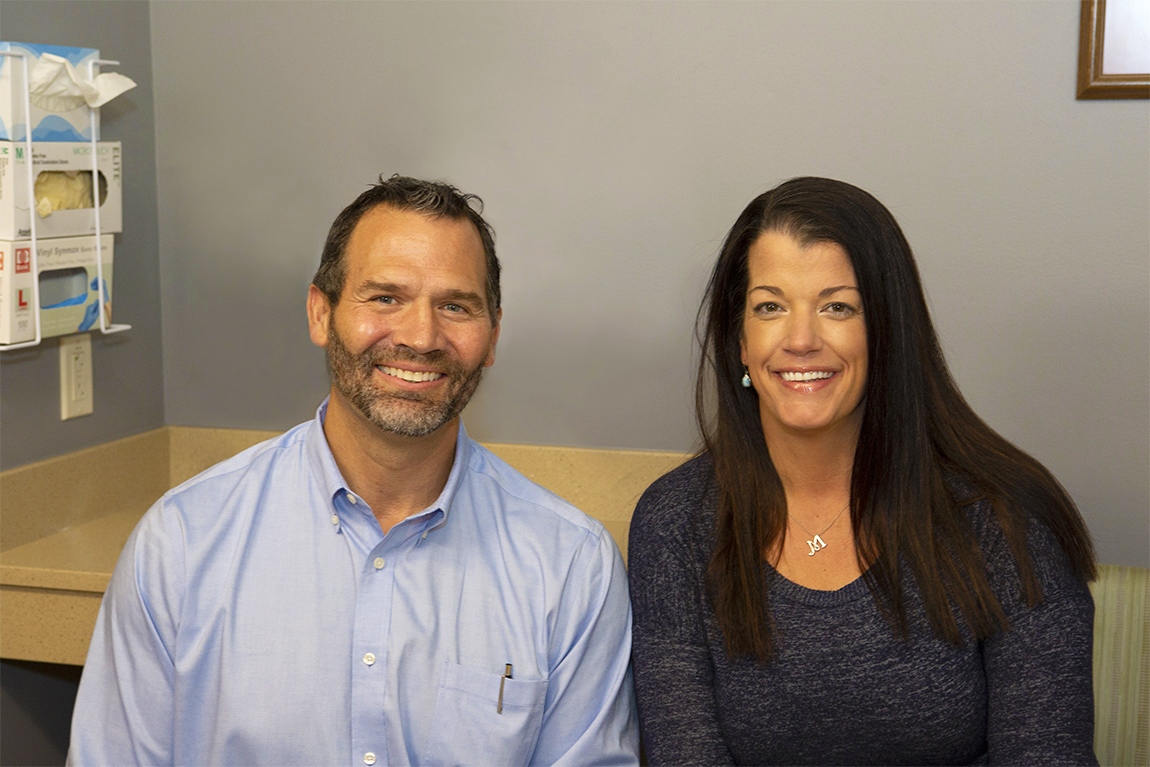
[377,365,445,383]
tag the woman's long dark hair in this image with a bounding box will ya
[697,177,1096,661]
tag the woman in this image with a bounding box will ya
[628,177,1097,765]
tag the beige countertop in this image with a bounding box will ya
[2,507,147,593]
[0,510,149,665]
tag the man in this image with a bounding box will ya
[68,175,639,766]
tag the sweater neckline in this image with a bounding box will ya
[763,564,872,606]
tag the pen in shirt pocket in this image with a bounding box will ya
[497,663,512,713]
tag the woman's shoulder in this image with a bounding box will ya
[958,493,1090,613]
[635,453,715,517]
[629,453,717,554]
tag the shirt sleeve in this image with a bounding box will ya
[980,516,1099,766]
[628,478,735,766]
[530,527,640,766]
[67,500,184,766]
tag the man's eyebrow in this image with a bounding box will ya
[439,288,485,306]
[359,280,406,294]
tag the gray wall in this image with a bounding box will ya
[150,1,1148,567]
[0,0,164,471]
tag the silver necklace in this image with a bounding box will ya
[789,501,849,556]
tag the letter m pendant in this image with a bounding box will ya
[807,534,827,556]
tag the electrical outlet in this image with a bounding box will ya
[59,333,94,419]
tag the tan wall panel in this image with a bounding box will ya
[0,429,169,553]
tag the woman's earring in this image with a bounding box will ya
[741,367,752,388]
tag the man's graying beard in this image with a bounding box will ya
[325,326,487,438]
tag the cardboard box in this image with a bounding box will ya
[0,234,113,344]
[0,140,122,240]
[0,42,101,142]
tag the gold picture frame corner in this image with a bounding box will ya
[1076,0,1150,100]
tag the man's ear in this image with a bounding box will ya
[484,309,502,368]
[307,284,333,348]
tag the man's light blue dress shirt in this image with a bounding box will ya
[68,401,638,766]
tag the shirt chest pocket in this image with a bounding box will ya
[425,661,549,767]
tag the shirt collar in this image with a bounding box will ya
[428,419,471,532]
[306,397,472,533]
[306,398,349,508]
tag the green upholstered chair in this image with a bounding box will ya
[1091,563,1149,766]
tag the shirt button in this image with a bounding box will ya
[373,557,385,570]
[330,514,339,525]
[347,493,358,505]
[363,652,376,666]
[364,753,376,765]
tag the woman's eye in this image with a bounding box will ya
[824,302,857,316]
[754,302,782,315]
